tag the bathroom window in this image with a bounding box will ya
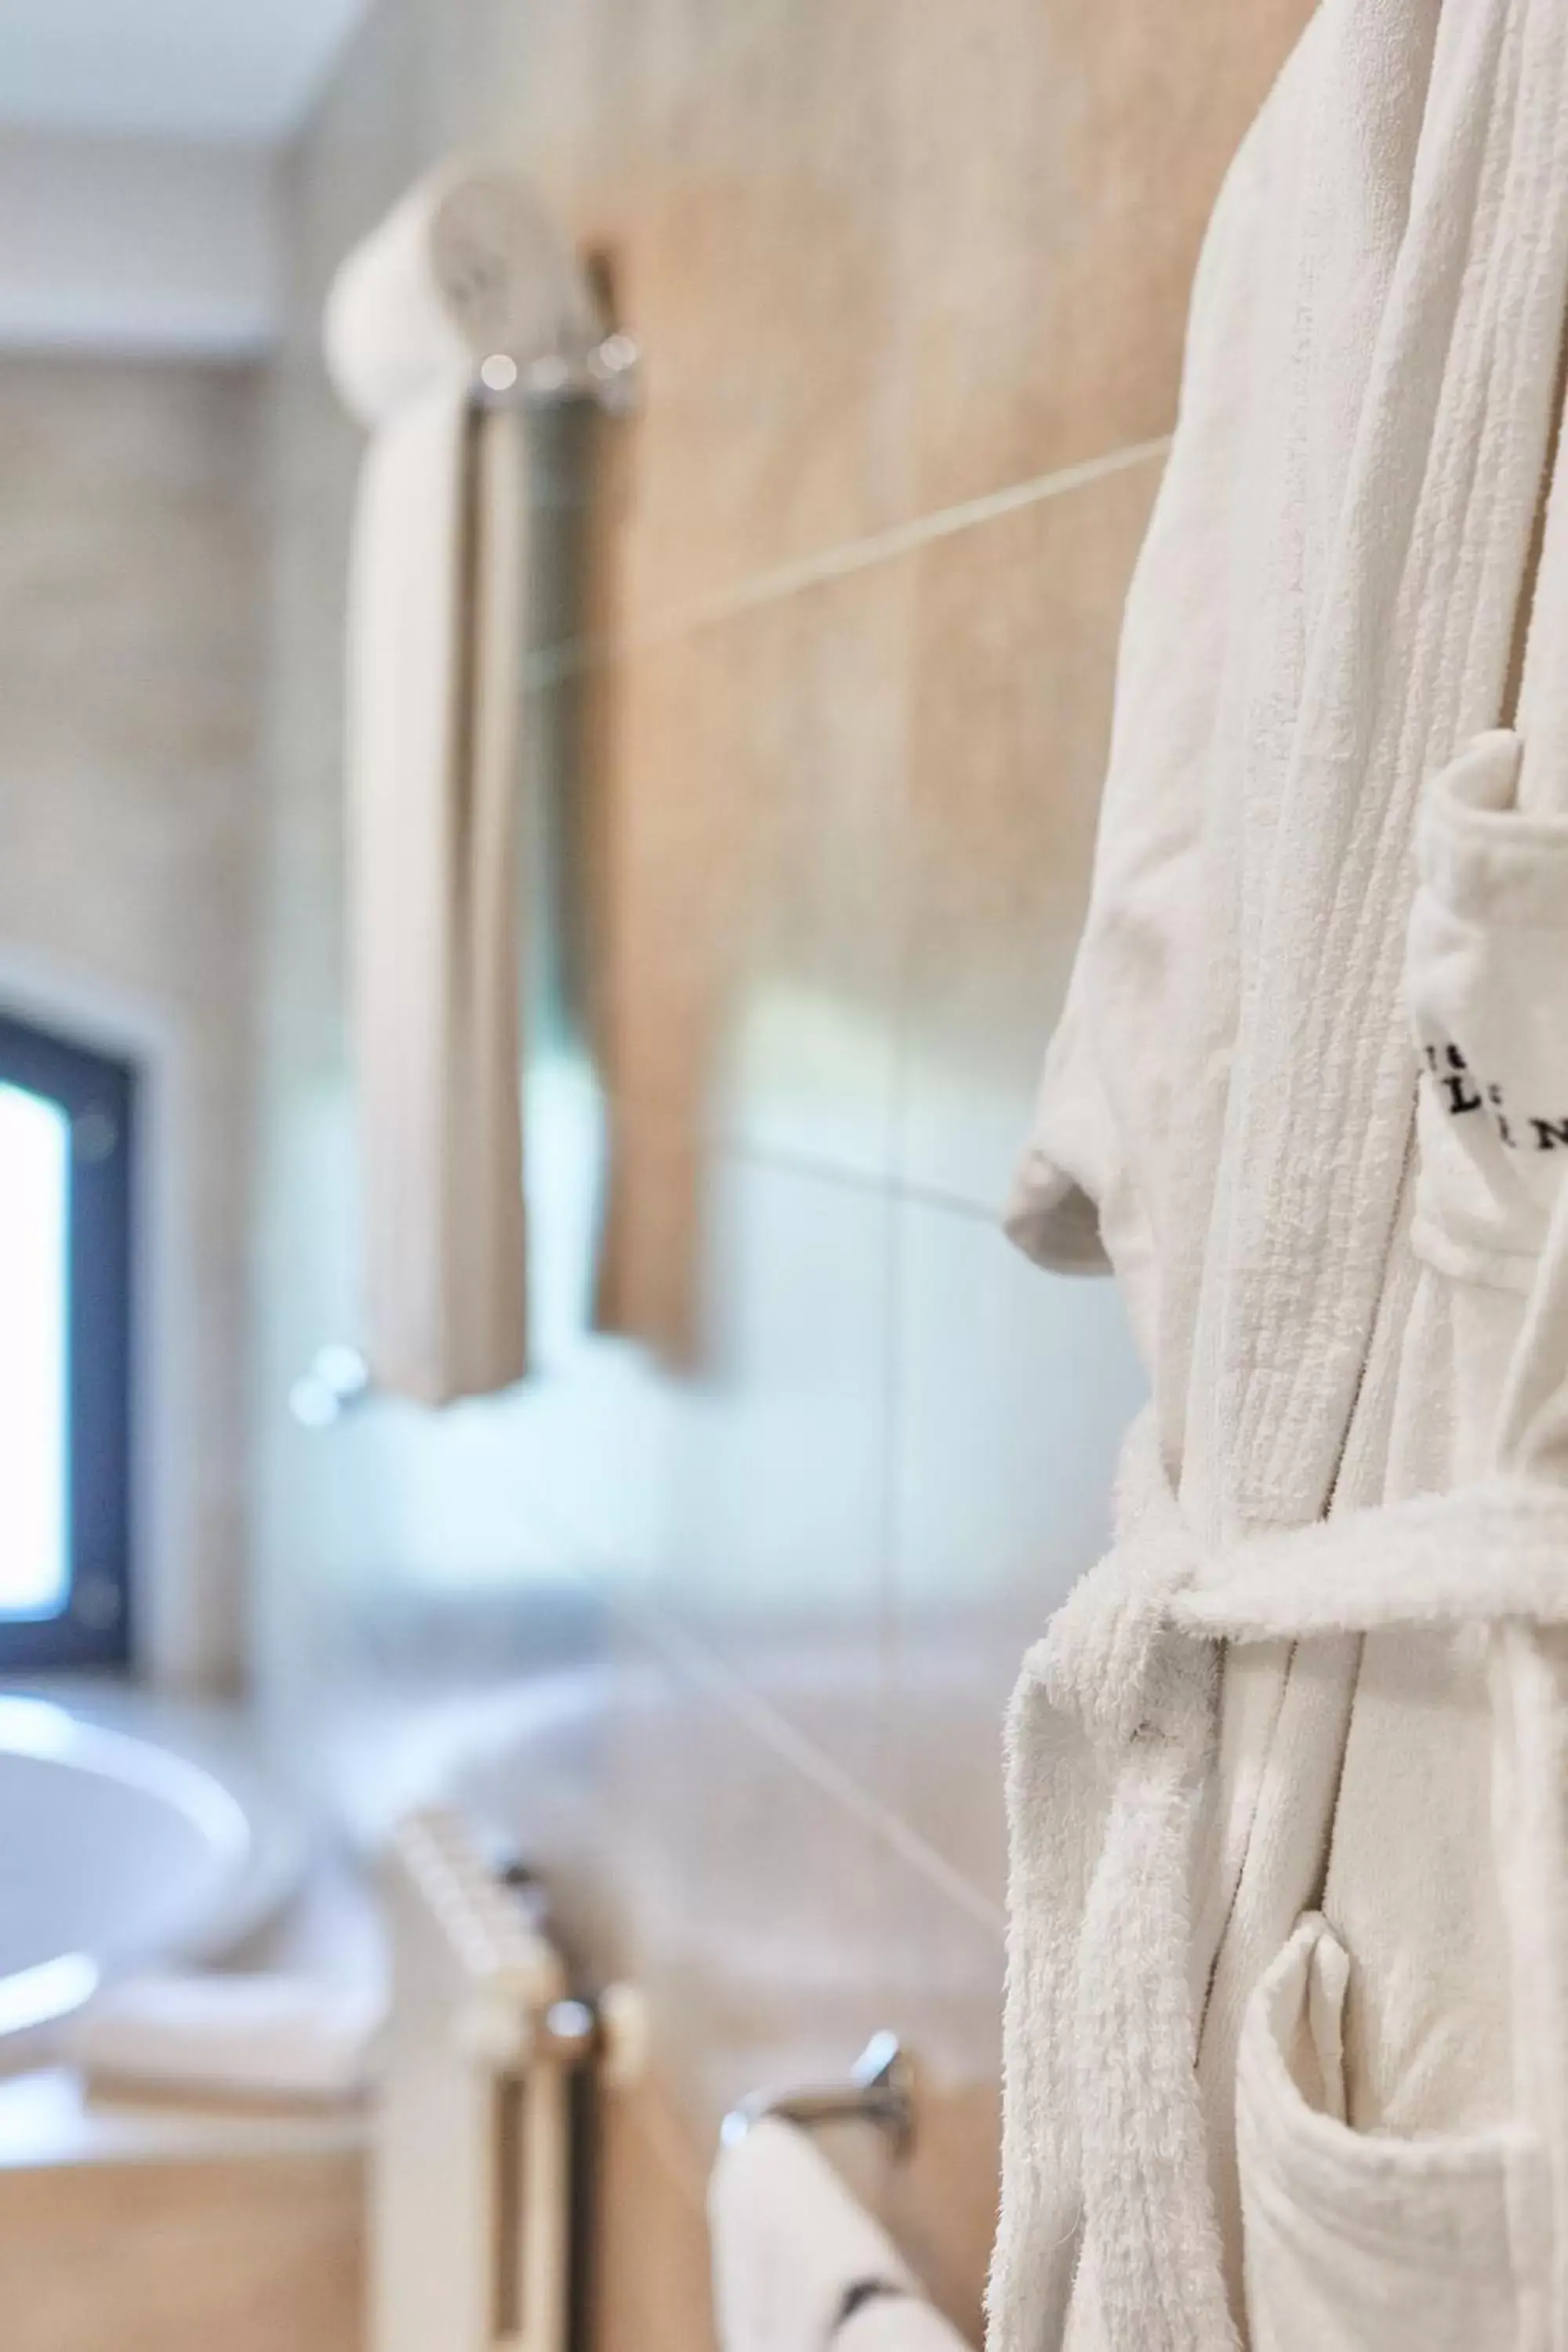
[0,1014,133,1670]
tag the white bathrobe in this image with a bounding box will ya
[990,2,1568,2346]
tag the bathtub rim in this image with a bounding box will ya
[0,1677,307,2045]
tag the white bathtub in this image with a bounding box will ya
[0,1687,303,2056]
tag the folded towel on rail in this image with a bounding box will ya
[709,2114,973,2352]
[833,2286,973,2350]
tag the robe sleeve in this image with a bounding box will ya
[1002,23,1319,1290]
[1004,982,1116,1274]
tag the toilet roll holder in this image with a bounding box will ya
[720,2030,916,2157]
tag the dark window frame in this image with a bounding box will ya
[0,1011,134,1671]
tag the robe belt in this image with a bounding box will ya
[1033,1466,1568,1750]
[1014,1430,1568,2352]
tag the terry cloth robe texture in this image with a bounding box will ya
[989,2,1568,2347]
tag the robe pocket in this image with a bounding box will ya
[1237,1914,1547,2352]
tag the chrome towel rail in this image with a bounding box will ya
[720,2031,916,2158]
[473,330,641,415]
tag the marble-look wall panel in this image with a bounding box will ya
[594,2079,717,2352]
[0,2146,361,2352]
[257,0,1316,2339]
[897,454,1166,1210]
[634,1144,895,1790]
[0,357,262,1685]
[889,1200,1146,1911]
[889,0,1314,515]
[587,446,1159,1213]
[486,0,1312,633]
[593,561,913,1182]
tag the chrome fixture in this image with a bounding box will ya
[289,1341,373,1428]
[720,2030,916,2156]
[473,328,642,416]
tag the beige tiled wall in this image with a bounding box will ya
[0,2143,361,2352]
[0,357,261,1685]
[256,2,1313,2343]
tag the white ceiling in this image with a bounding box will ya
[0,129,279,354]
[0,0,374,146]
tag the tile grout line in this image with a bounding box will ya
[506,1454,1006,1936]
[526,430,1173,684]
[878,758,915,1895]
[608,1098,1019,1225]
[724,1141,1012,1228]
[503,1283,1008,1940]
[604,1579,1008,1943]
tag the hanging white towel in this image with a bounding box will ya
[324,162,597,431]
[342,380,528,1403]
[710,2116,968,2352]
[325,163,593,1403]
[833,2290,974,2352]
[66,1972,383,2105]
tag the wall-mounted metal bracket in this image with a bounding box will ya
[473,330,642,416]
[720,2030,916,2158]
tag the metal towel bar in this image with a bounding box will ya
[720,2030,916,2157]
[473,331,641,414]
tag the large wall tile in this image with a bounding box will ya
[500,0,1314,636]
[897,452,1163,1210]
[593,445,1163,1229]
[591,560,911,1182]
[646,1145,894,1793]
[894,0,1312,515]
[556,0,913,633]
[586,1611,906,2146]
[890,1199,1145,1910]
[0,2147,361,2352]
[594,2078,717,2352]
